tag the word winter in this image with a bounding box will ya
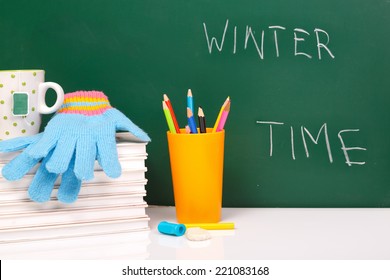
[256,121,367,166]
[203,19,335,60]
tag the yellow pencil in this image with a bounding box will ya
[162,101,176,133]
[184,222,235,230]
[212,97,230,132]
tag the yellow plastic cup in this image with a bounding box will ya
[167,128,225,223]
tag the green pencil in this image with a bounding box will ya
[163,101,176,133]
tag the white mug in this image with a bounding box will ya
[0,70,64,140]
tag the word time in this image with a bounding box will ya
[256,121,367,166]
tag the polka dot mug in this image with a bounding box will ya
[0,70,64,140]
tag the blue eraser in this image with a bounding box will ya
[158,221,186,236]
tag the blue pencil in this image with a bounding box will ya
[187,107,198,134]
[187,89,194,114]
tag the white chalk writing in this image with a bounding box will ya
[256,121,284,156]
[257,121,366,166]
[203,19,335,60]
[338,129,367,166]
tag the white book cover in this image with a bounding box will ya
[116,132,148,156]
[0,132,148,162]
[0,216,150,243]
[0,169,147,190]
[0,184,146,202]
[1,228,151,260]
[0,156,148,175]
[0,179,148,194]
[76,180,148,195]
[95,156,148,170]
[0,204,148,229]
[0,192,147,214]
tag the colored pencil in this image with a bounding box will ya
[212,97,230,132]
[187,89,194,115]
[216,100,231,132]
[198,106,207,133]
[185,125,191,134]
[163,94,180,133]
[162,101,176,133]
[187,107,198,134]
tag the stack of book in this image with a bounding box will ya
[0,133,150,259]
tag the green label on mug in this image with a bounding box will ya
[13,92,29,116]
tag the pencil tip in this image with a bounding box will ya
[187,89,192,96]
[224,101,231,111]
[163,94,169,101]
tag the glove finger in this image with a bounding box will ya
[106,109,151,142]
[96,134,121,178]
[1,151,40,181]
[28,151,58,203]
[0,133,43,152]
[57,154,82,203]
[74,134,96,181]
[45,135,77,174]
[25,129,59,159]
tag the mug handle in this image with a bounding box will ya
[37,82,65,114]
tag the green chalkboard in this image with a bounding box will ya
[1,0,389,207]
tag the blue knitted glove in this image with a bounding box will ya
[0,134,81,203]
[0,133,42,180]
[2,91,150,181]
[29,150,81,203]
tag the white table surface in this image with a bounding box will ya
[2,206,390,260]
[146,206,390,260]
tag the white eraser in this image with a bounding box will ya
[185,227,211,241]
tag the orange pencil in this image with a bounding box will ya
[163,94,180,133]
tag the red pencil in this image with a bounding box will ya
[163,94,180,133]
